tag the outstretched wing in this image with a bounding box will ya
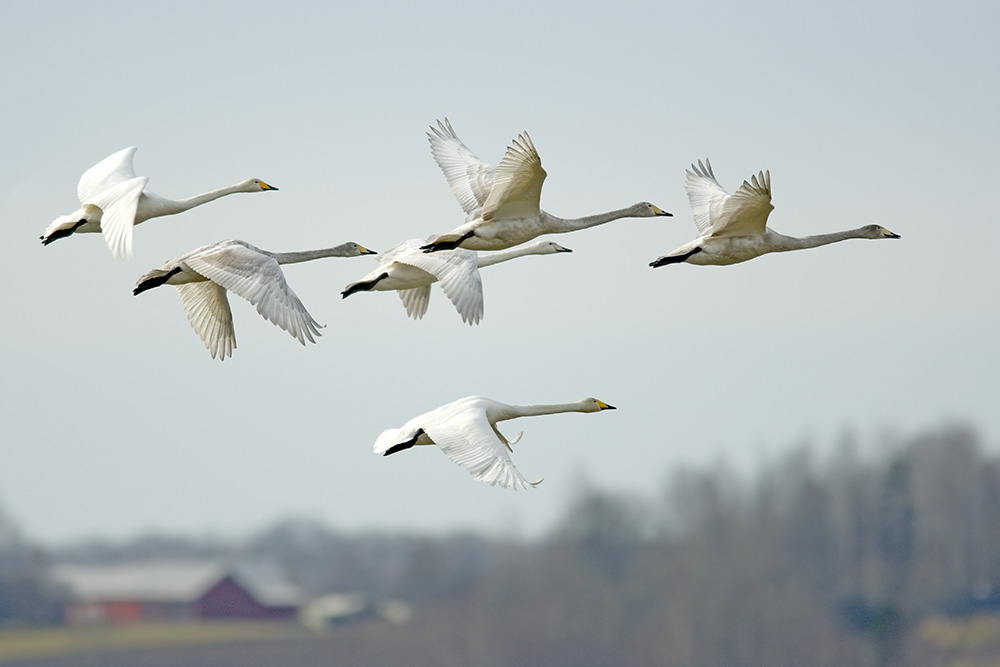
[427,118,496,220]
[184,242,323,345]
[89,176,148,259]
[397,286,431,320]
[481,132,546,222]
[685,159,773,238]
[77,147,140,203]
[395,248,484,325]
[176,282,237,360]
[422,398,538,490]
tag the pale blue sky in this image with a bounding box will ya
[2,0,997,544]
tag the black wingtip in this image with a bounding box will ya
[421,230,475,253]
[342,272,389,298]
[651,246,702,268]
[383,428,424,456]
[421,240,456,253]
[133,281,155,296]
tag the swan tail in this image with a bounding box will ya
[650,246,702,268]
[342,272,388,298]
[133,266,181,296]
[420,230,475,253]
[40,209,94,245]
[374,427,424,456]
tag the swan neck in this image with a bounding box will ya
[775,228,869,251]
[549,207,635,233]
[270,247,352,264]
[169,183,247,213]
[503,402,589,420]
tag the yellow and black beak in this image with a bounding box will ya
[882,227,901,239]
[653,205,672,217]
[358,245,378,255]
[597,400,616,410]
[259,180,279,191]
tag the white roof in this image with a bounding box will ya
[52,560,306,607]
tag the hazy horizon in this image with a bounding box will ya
[2,1,997,547]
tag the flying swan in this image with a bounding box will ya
[420,119,671,252]
[41,147,278,258]
[133,240,375,359]
[649,159,900,267]
[341,239,572,324]
[374,396,616,490]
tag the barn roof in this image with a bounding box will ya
[52,560,307,607]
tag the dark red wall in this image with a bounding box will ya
[196,576,296,620]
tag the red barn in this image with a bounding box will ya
[53,560,305,625]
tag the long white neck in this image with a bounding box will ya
[476,245,550,268]
[495,401,593,422]
[270,247,356,265]
[772,227,873,252]
[157,182,250,215]
[547,206,640,234]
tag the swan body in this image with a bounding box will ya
[420,119,671,252]
[650,159,900,267]
[374,396,616,490]
[134,240,374,359]
[341,239,572,324]
[41,147,278,258]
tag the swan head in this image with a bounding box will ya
[631,202,672,218]
[526,240,573,255]
[865,224,901,239]
[239,178,279,192]
[337,242,378,257]
[579,397,616,412]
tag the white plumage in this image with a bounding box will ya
[650,159,900,267]
[342,238,573,324]
[134,240,374,359]
[420,119,671,252]
[41,147,278,258]
[374,396,616,490]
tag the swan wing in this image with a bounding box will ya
[77,147,139,203]
[397,286,431,320]
[376,238,421,266]
[686,160,773,238]
[176,282,236,360]
[428,119,495,219]
[481,132,546,222]
[422,399,536,490]
[395,248,483,324]
[373,427,405,455]
[685,159,731,235]
[88,176,148,259]
[717,170,774,237]
[184,242,322,346]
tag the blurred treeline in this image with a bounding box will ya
[3,423,999,666]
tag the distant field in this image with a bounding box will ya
[0,618,429,667]
[0,621,310,664]
[7,614,1000,666]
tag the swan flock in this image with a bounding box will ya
[42,119,901,488]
